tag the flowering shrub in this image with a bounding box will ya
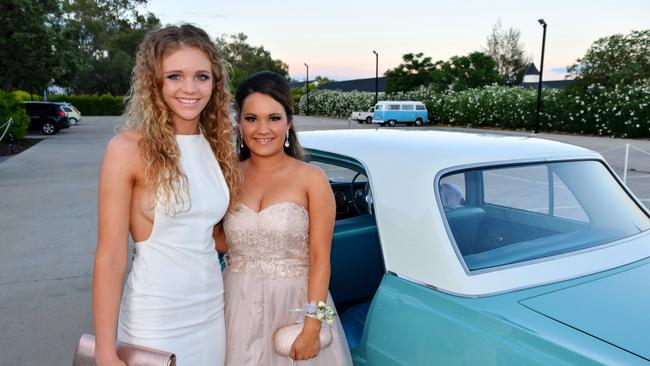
[543,81,650,138]
[299,79,650,137]
[297,90,379,118]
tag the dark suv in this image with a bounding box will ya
[21,102,70,135]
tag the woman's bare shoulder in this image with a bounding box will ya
[103,129,143,169]
[292,159,329,187]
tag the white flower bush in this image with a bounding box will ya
[297,90,379,118]
[298,79,650,137]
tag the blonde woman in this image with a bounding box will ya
[92,24,240,366]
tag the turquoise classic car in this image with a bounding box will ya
[300,129,650,366]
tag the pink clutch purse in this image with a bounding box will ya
[73,334,176,366]
[272,323,333,357]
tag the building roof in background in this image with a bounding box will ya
[289,77,386,92]
[525,63,540,75]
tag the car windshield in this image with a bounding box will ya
[439,160,650,271]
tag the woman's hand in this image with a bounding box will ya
[96,352,126,366]
[289,318,322,361]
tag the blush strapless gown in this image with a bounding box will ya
[223,202,352,366]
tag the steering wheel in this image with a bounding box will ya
[350,172,370,215]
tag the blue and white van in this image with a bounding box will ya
[372,101,429,127]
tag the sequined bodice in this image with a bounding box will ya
[223,202,310,277]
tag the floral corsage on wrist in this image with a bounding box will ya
[304,301,336,325]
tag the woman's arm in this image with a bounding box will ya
[290,166,336,361]
[93,134,137,366]
[213,222,229,253]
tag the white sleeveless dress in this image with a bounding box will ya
[118,134,229,366]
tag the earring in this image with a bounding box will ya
[284,130,290,148]
[238,128,244,148]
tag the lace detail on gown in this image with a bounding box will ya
[224,202,310,277]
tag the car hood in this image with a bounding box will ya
[519,260,650,361]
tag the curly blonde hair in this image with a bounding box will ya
[122,24,240,211]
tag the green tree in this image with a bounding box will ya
[568,29,650,88]
[62,1,160,95]
[215,33,289,90]
[0,0,64,94]
[432,52,502,92]
[384,52,435,93]
[312,75,334,87]
[485,20,531,85]
[0,0,156,95]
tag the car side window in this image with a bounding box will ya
[416,105,426,110]
[309,161,371,220]
[25,103,47,112]
[401,104,414,111]
[388,104,400,111]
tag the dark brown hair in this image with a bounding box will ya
[234,71,304,160]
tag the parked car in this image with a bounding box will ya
[372,101,428,127]
[57,102,82,125]
[350,108,374,124]
[21,101,70,135]
[300,129,650,365]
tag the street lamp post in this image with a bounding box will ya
[534,19,547,134]
[372,50,378,105]
[304,63,309,116]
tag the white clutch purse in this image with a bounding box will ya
[272,323,333,357]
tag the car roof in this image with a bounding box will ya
[376,100,424,104]
[299,129,650,296]
[300,129,597,169]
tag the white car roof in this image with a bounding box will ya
[377,100,424,104]
[300,128,598,172]
[299,129,650,296]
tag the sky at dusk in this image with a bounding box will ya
[142,0,650,82]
